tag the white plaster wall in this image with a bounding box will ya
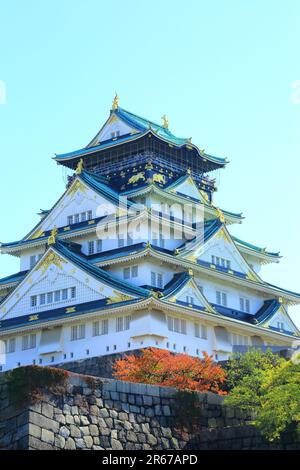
[1,308,292,372]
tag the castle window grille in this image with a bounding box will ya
[22,334,36,350]
[88,240,95,255]
[5,338,15,354]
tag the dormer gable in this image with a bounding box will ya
[178,222,261,282]
[87,112,140,148]
[166,174,209,203]
[162,273,216,313]
[26,173,129,241]
[0,242,146,323]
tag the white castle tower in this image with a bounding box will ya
[0,95,299,371]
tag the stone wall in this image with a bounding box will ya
[0,371,299,450]
[54,350,141,378]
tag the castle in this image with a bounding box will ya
[0,95,299,371]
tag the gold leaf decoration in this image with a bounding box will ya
[106,290,134,305]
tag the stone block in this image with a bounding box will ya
[41,403,54,419]
[111,438,123,450]
[59,426,70,438]
[89,424,99,436]
[55,435,65,449]
[84,436,93,448]
[41,429,55,446]
[99,408,109,418]
[28,423,41,439]
[70,425,81,438]
[75,438,86,449]
[29,412,59,433]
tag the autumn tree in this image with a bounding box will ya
[112,347,226,394]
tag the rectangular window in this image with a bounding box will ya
[240,297,250,313]
[93,319,109,336]
[116,317,123,332]
[71,326,78,341]
[78,324,85,339]
[5,338,16,354]
[131,266,138,278]
[151,272,156,286]
[201,325,208,339]
[88,241,95,255]
[71,325,85,341]
[216,291,227,307]
[167,316,186,334]
[87,210,93,220]
[30,255,36,268]
[81,212,86,222]
[96,239,102,252]
[71,287,76,299]
[102,319,108,335]
[67,215,73,225]
[74,214,80,224]
[181,320,187,335]
[47,292,53,304]
[31,295,37,307]
[40,293,46,305]
[22,334,36,350]
[54,290,61,302]
[226,260,231,269]
[123,267,130,280]
[62,288,68,300]
[124,316,131,330]
[92,321,100,337]
[194,323,200,338]
[157,273,163,289]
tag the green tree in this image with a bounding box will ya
[255,359,300,441]
[224,350,300,441]
[225,348,283,391]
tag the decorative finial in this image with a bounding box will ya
[146,241,151,248]
[187,168,191,175]
[188,269,194,276]
[75,158,84,175]
[48,227,58,246]
[112,93,119,110]
[278,297,283,304]
[216,208,225,223]
[188,137,192,143]
[161,114,169,129]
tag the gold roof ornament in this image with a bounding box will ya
[161,114,169,129]
[47,227,58,246]
[216,207,225,223]
[187,168,191,174]
[75,158,84,175]
[112,93,119,110]
[278,297,283,304]
[188,269,194,276]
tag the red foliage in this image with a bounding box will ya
[113,348,227,395]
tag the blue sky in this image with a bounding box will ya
[1,0,300,326]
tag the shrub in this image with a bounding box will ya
[113,347,227,394]
[7,365,69,406]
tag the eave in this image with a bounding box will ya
[121,184,243,225]
[54,130,227,171]
[0,296,298,345]
[94,247,300,305]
